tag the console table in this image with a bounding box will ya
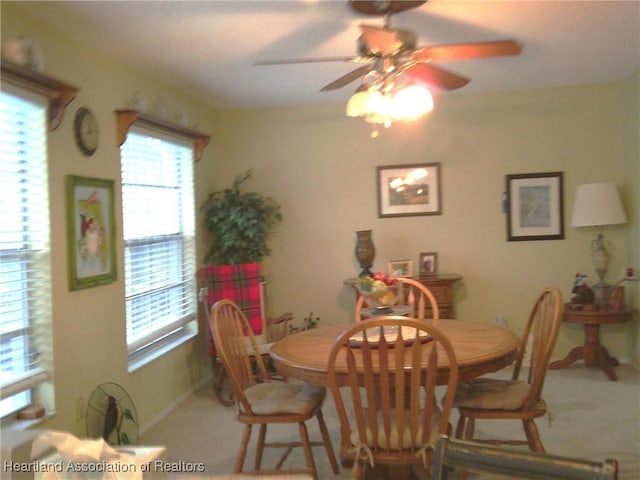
[549,304,632,381]
[344,274,462,319]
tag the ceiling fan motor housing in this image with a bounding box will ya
[350,0,427,16]
[358,28,417,57]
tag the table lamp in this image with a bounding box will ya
[571,183,628,305]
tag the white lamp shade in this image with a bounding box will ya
[571,183,628,227]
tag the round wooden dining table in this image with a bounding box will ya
[270,319,521,386]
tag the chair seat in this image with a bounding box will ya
[243,382,326,416]
[241,335,272,356]
[453,378,531,410]
[255,342,273,355]
[353,407,443,450]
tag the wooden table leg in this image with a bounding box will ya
[549,346,584,369]
[584,324,620,381]
[549,323,620,381]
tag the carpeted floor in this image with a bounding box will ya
[140,364,639,479]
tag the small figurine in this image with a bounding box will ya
[570,273,594,304]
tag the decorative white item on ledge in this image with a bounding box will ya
[1,35,45,72]
[127,92,147,112]
[175,106,189,126]
[154,97,169,119]
[571,182,628,305]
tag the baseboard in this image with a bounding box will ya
[138,375,212,437]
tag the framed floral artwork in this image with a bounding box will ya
[66,175,117,290]
[506,172,564,241]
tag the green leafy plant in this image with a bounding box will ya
[289,312,321,334]
[201,169,282,265]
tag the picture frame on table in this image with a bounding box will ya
[505,172,564,242]
[377,162,442,218]
[419,252,438,276]
[388,259,413,278]
[66,175,117,290]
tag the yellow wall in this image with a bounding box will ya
[2,3,216,435]
[3,2,638,437]
[212,81,638,364]
[621,72,640,365]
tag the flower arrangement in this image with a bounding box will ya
[289,311,321,334]
[355,272,399,307]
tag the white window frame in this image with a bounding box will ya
[120,125,197,371]
[0,85,53,419]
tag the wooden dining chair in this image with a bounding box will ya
[210,299,339,480]
[355,277,440,323]
[197,263,292,406]
[453,287,564,452]
[432,435,618,480]
[328,316,458,480]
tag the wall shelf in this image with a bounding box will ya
[114,109,211,162]
[1,60,78,131]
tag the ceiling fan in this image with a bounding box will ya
[254,0,522,94]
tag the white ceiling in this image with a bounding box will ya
[16,1,640,109]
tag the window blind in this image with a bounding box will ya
[0,89,52,416]
[120,127,197,363]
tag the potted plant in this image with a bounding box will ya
[201,169,282,265]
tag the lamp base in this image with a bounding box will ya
[590,232,611,306]
[591,281,610,307]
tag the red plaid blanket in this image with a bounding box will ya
[197,263,263,355]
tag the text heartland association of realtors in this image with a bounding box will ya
[3,459,206,473]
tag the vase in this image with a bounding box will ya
[355,230,375,277]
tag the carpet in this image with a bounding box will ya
[141,364,639,479]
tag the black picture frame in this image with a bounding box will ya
[506,171,564,241]
[377,163,442,218]
[419,252,438,276]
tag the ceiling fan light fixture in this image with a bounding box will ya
[363,69,383,88]
[390,84,433,119]
[347,77,433,129]
[365,112,392,128]
[346,89,372,117]
[366,90,391,115]
[257,0,522,130]
[346,88,388,119]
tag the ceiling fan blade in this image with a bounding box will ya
[413,40,521,62]
[350,0,426,15]
[320,65,374,91]
[254,56,362,66]
[404,63,469,90]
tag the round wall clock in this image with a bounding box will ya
[74,107,99,156]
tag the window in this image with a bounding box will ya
[120,127,197,369]
[0,88,52,418]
